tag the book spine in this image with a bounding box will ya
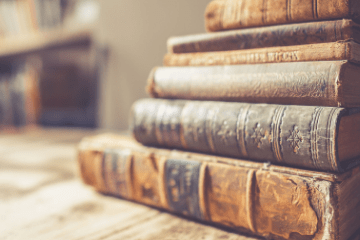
[0,77,6,126]
[131,99,345,172]
[10,64,27,127]
[1,75,14,127]
[147,61,344,107]
[79,146,331,240]
[168,19,357,54]
[164,41,357,66]
[205,0,354,32]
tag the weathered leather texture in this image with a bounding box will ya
[130,99,346,172]
[147,61,360,107]
[78,135,345,239]
[164,41,360,66]
[168,19,360,53]
[205,0,360,32]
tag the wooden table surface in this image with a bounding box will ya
[0,128,259,240]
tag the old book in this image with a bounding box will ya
[0,76,13,127]
[78,134,360,240]
[130,98,360,172]
[205,0,360,32]
[164,41,360,66]
[168,19,360,54]
[147,61,360,108]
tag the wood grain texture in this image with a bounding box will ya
[78,134,360,240]
[168,19,360,53]
[205,0,359,31]
[0,128,260,240]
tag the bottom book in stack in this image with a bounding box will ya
[78,134,360,240]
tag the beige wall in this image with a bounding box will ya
[96,0,210,130]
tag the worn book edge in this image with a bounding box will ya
[204,0,358,32]
[163,41,358,66]
[168,19,360,53]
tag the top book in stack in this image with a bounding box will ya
[205,0,360,32]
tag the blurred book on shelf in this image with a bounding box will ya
[0,0,64,37]
[0,61,41,131]
[38,42,107,128]
[0,0,103,131]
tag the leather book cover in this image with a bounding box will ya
[205,0,360,32]
[168,19,360,54]
[130,98,360,172]
[78,134,360,240]
[147,61,360,108]
[164,41,360,66]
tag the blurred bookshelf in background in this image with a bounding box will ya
[0,0,103,131]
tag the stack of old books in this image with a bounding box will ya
[78,1,360,239]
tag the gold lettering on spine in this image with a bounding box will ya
[246,170,256,233]
[326,108,340,171]
[198,163,210,221]
[310,107,323,169]
[272,106,286,162]
[155,102,167,145]
[184,50,300,66]
[158,157,169,209]
[236,106,250,157]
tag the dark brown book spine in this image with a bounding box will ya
[205,0,360,32]
[168,20,360,53]
[79,135,342,240]
[130,99,346,172]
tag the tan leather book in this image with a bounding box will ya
[168,19,360,53]
[205,0,360,32]
[148,61,360,108]
[79,134,360,240]
[130,98,360,172]
[164,41,360,66]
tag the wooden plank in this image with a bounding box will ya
[0,128,260,240]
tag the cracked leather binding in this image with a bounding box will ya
[147,61,360,108]
[168,19,360,53]
[130,98,360,172]
[78,134,360,240]
[205,0,360,32]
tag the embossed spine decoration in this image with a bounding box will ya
[131,99,346,171]
[86,148,321,239]
[147,61,356,107]
[205,0,358,31]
